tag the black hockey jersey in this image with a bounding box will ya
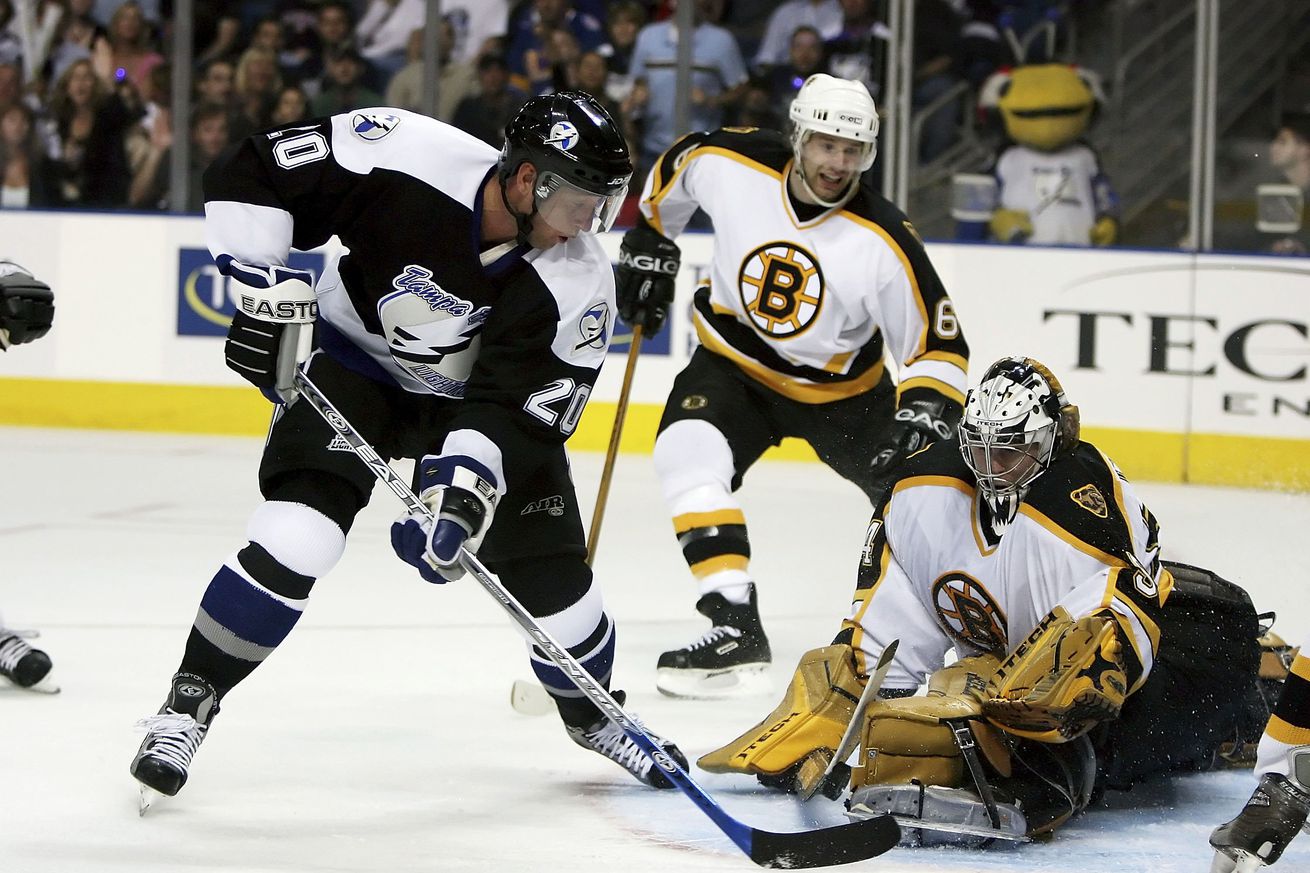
[203,109,615,489]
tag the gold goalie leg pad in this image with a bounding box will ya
[697,644,863,782]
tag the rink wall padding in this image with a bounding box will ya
[1,210,1307,491]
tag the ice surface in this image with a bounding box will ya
[1,426,1307,872]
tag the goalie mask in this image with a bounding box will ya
[499,90,633,238]
[959,357,1080,516]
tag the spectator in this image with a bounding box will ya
[93,0,160,29]
[309,46,383,116]
[129,102,230,211]
[753,0,842,73]
[598,0,646,104]
[193,2,241,67]
[764,24,826,119]
[732,75,784,131]
[0,102,55,208]
[542,26,583,95]
[99,0,162,94]
[0,1,24,69]
[911,0,966,162]
[48,13,101,85]
[275,0,320,82]
[6,0,65,85]
[356,0,425,86]
[0,61,18,117]
[42,57,140,207]
[624,0,749,177]
[385,24,476,120]
[507,0,605,96]
[231,46,282,139]
[298,1,356,95]
[442,0,511,64]
[194,57,236,112]
[451,53,526,148]
[269,83,310,126]
[1265,111,1310,255]
[247,15,292,73]
[825,0,888,98]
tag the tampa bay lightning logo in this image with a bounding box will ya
[574,302,609,351]
[546,121,580,152]
[352,112,400,141]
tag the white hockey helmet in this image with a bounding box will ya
[789,73,879,169]
[958,357,1081,513]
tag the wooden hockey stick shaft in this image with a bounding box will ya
[586,324,643,566]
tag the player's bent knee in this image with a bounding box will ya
[246,500,347,579]
[654,419,735,497]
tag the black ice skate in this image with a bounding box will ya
[130,672,220,814]
[564,691,689,789]
[1210,771,1310,872]
[656,585,772,699]
[0,626,56,693]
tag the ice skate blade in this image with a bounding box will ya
[1210,847,1268,873]
[0,675,60,694]
[138,784,162,817]
[655,664,771,699]
[509,678,556,716]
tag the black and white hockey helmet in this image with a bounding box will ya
[499,90,633,234]
[958,357,1081,511]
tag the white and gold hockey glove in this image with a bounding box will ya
[983,606,1128,743]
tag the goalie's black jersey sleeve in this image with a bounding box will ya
[202,109,616,487]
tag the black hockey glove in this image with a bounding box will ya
[616,222,680,336]
[0,261,54,350]
[869,390,963,478]
[222,269,317,403]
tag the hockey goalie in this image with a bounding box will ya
[698,356,1282,846]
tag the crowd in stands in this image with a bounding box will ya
[0,0,1077,215]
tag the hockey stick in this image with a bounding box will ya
[798,640,899,801]
[585,324,642,566]
[292,366,900,868]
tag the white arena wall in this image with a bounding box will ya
[1,209,1307,490]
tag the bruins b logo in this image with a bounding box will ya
[932,572,1008,653]
[738,241,824,338]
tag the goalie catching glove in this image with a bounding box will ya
[390,455,500,583]
[220,261,317,403]
[615,222,680,336]
[982,606,1128,743]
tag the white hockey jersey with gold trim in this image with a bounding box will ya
[841,439,1170,694]
[637,127,969,405]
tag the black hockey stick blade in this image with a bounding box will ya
[749,812,900,868]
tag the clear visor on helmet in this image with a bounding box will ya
[534,171,629,235]
[959,421,1054,504]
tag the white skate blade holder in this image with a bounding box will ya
[848,784,1030,846]
[655,664,772,700]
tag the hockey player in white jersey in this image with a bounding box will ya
[128,91,687,809]
[0,258,58,693]
[698,357,1268,843]
[615,73,970,699]
[1211,639,1310,870]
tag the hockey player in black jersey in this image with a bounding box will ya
[0,258,57,693]
[697,357,1270,844]
[129,92,687,809]
[613,73,970,699]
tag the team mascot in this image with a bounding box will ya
[958,63,1118,246]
